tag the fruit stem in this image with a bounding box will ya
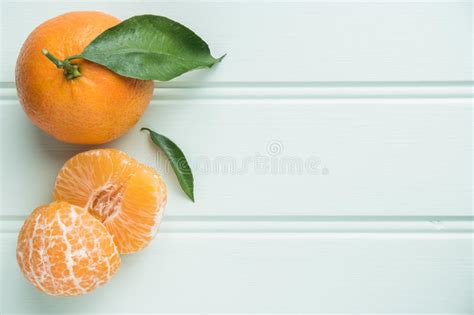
[41,49,63,68]
[64,55,83,62]
[41,49,83,80]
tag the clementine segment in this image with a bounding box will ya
[53,149,167,254]
[15,11,154,144]
[16,201,121,296]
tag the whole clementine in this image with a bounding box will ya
[15,11,154,144]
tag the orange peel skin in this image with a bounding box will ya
[15,11,154,145]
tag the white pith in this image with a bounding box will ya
[17,205,120,296]
[85,183,125,223]
[55,208,86,294]
[150,200,166,238]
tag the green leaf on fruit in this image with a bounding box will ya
[82,15,224,81]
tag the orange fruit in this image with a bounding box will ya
[53,149,167,254]
[16,201,120,296]
[15,11,154,144]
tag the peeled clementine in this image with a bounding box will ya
[15,11,154,144]
[17,201,121,296]
[53,149,167,254]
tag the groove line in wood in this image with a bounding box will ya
[1,216,472,234]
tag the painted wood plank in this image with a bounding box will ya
[1,233,472,314]
[0,90,471,217]
[0,0,471,82]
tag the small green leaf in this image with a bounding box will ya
[82,15,224,81]
[141,128,194,202]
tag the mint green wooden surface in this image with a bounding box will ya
[0,1,472,313]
